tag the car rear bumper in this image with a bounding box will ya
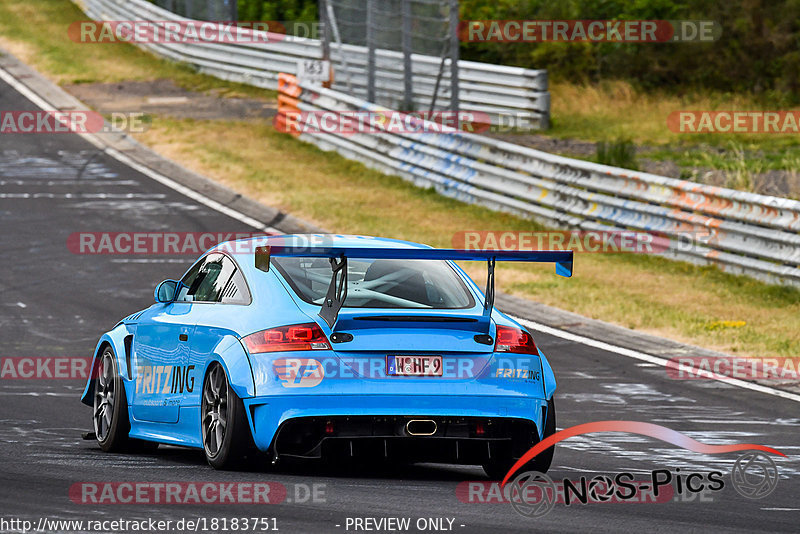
[270,415,539,465]
[242,394,548,456]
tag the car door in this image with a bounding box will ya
[130,253,229,423]
[182,255,251,409]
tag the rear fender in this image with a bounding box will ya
[200,337,256,400]
[80,323,134,406]
[539,350,557,400]
[198,339,257,445]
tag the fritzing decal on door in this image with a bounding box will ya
[135,365,196,395]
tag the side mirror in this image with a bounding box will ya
[155,280,179,303]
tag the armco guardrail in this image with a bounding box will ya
[275,74,800,286]
[74,0,549,128]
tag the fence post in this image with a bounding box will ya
[325,1,352,92]
[448,0,459,111]
[229,0,237,22]
[402,0,413,111]
[319,0,331,87]
[366,0,376,102]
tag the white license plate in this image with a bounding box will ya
[387,355,443,376]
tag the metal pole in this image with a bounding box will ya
[320,0,331,87]
[326,1,353,92]
[402,0,413,111]
[448,0,460,111]
[229,0,237,22]
[429,38,448,111]
[366,0,376,102]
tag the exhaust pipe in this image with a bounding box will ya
[405,419,437,436]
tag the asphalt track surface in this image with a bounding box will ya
[0,73,798,534]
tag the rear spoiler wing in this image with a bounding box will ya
[255,246,573,330]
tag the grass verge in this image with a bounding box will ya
[2,0,797,359]
[549,80,800,148]
[545,81,800,197]
[0,0,275,99]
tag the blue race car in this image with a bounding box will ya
[82,235,572,478]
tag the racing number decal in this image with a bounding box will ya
[135,365,196,395]
[273,358,324,388]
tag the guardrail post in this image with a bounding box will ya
[540,80,550,129]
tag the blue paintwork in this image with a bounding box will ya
[81,235,560,451]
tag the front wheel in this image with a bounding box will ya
[201,363,251,469]
[93,348,130,452]
[483,397,556,480]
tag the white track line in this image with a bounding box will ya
[510,315,800,404]
[0,66,278,234]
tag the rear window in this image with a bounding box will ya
[272,257,475,309]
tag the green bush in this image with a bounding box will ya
[233,1,800,103]
[458,0,800,103]
[237,0,316,22]
[596,138,638,170]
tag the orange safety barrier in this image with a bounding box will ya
[276,73,301,136]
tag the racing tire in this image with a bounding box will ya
[93,347,131,452]
[201,363,250,469]
[483,397,556,480]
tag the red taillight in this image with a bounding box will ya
[494,325,538,354]
[242,322,331,354]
